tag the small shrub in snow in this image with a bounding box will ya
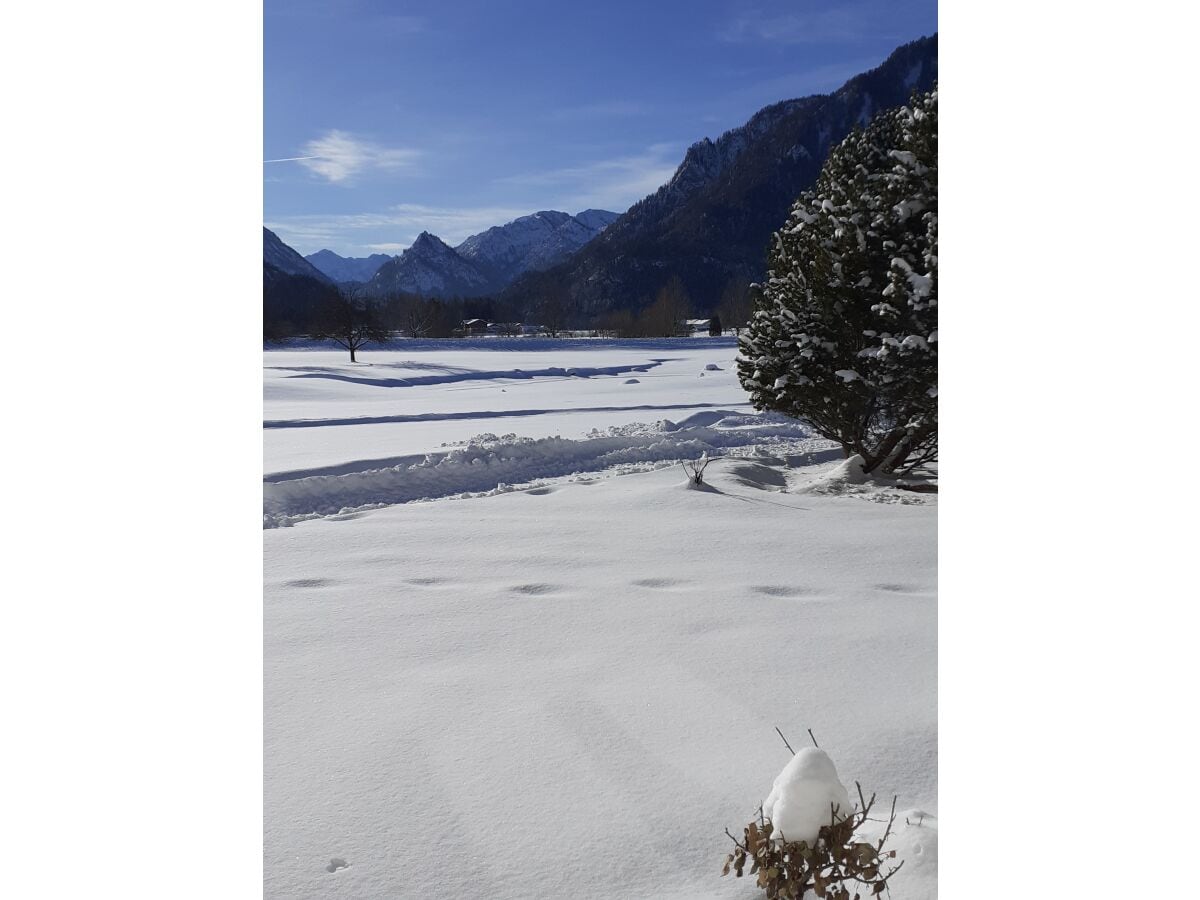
[683,453,710,484]
[722,747,903,899]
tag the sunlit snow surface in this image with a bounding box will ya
[264,337,936,899]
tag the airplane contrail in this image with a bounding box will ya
[263,156,320,163]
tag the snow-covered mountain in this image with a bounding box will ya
[367,232,493,297]
[304,249,394,284]
[573,208,621,232]
[364,209,617,297]
[456,209,618,287]
[263,227,333,285]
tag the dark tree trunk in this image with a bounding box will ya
[880,423,935,474]
[859,428,907,474]
[350,346,357,362]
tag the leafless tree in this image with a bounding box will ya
[392,293,439,338]
[533,287,570,337]
[640,275,692,337]
[595,309,635,338]
[310,288,391,362]
[718,278,753,336]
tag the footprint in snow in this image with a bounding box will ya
[633,577,687,588]
[751,585,818,598]
[326,858,349,873]
[510,583,561,596]
[283,578,332,588]
[874,583,922,594]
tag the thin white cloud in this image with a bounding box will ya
[719,2,903,44]
[265,203,533,256]
[714,58,883,112]
[267,4,427,36]
[296,130,420,184]
[495,143,681,213]
[267,147,685,256]
[382,204,536,243]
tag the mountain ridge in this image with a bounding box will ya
[304,249,394,284]
[263,227,333,285]
[503,35,938,319]
[367,232,493,297]
[363,208,617,297]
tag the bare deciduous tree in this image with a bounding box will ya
[391,293,440,338]
[718,279,753,336]
[311,288,391,362]
[641,275,692,337]
[531,285,570,337]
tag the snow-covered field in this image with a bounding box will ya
[264,338,937,899]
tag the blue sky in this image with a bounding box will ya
[264,0,937,257]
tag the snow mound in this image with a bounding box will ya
[623,378,640,384]
[264,414,826,527]
[660,409,741,431]
[721,461,788,490]
[793,454,937,506]
[762,748,852,844]
[856,810,938,897]
[704,363,722,371]
[824,454,872,485]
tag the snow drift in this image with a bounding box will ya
[264,411,819,527]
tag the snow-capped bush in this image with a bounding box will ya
[723,745,904,899]
[737,88,937,475]
[682,452,711,485]
[762,748,851,845]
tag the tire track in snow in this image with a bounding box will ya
[280,359,670,389]
[264,401,751,430]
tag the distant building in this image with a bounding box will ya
[686,318,714,335]
[462,319,488,335]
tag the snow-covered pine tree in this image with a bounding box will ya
[737,88,937,474]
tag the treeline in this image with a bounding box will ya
[264,268,756,341]
[263,268,525,341]
[263,268,337,342]
[594,276,754,338]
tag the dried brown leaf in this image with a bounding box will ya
[749,821,762,854]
